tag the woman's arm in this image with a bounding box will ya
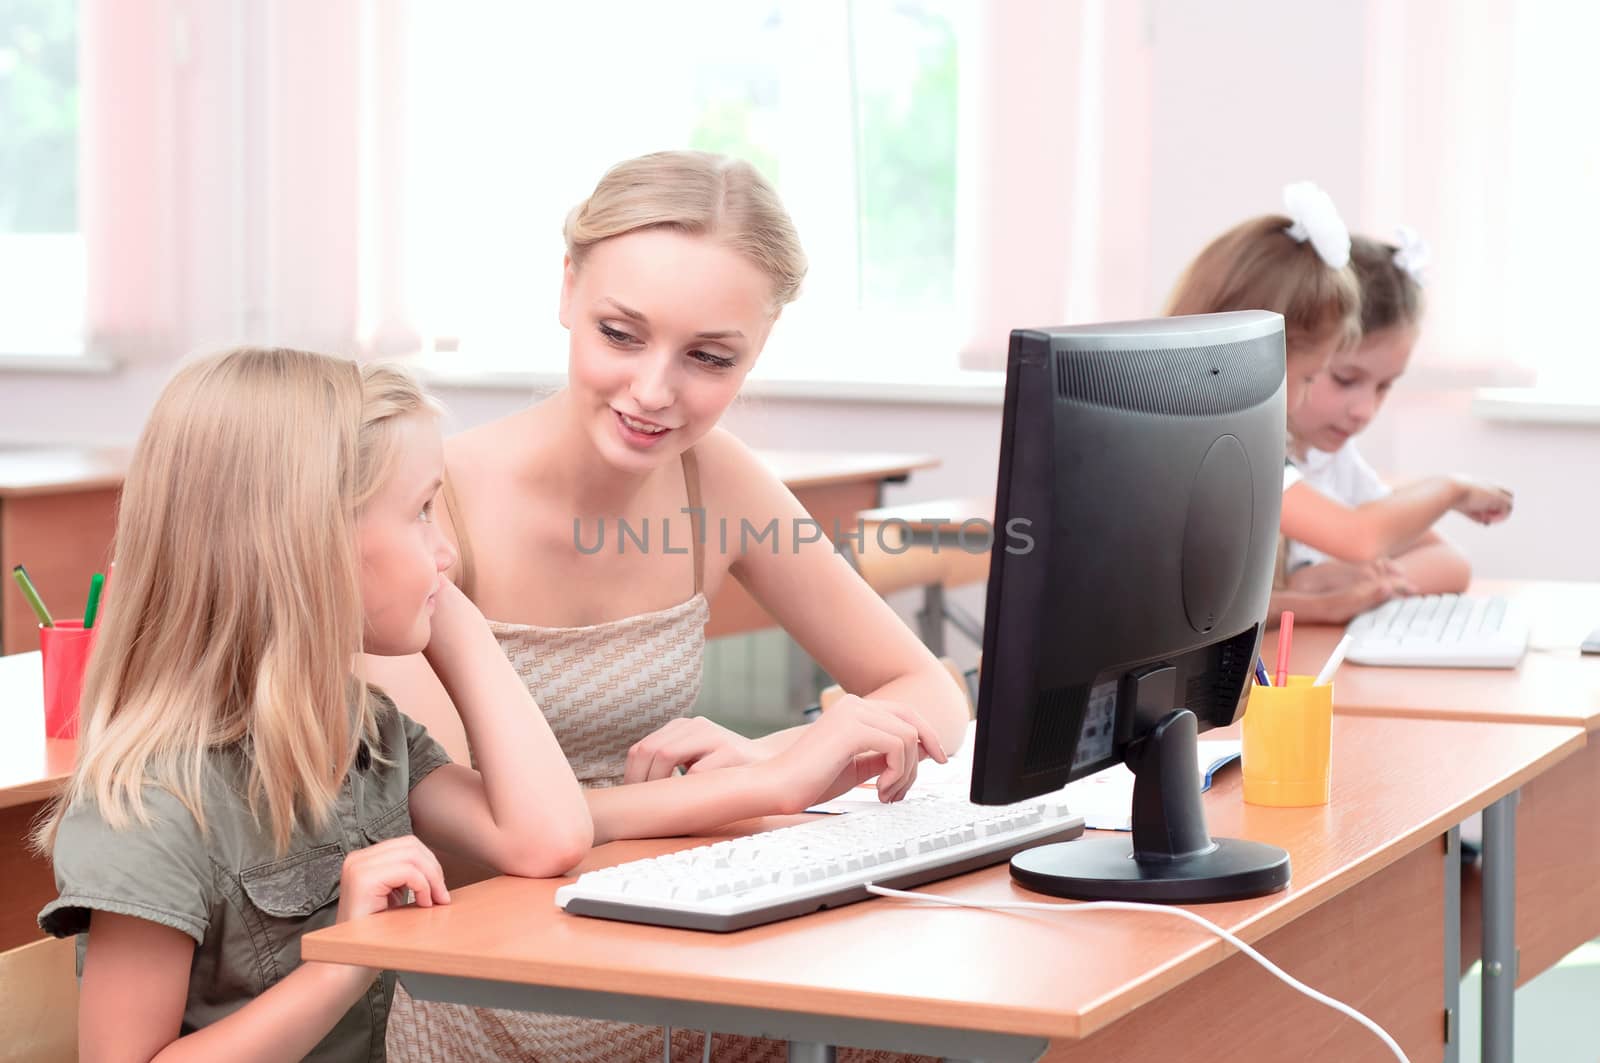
[702,433,969,755]
[403,582,592,877]
[1281,477,1510,564]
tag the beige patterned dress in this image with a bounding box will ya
[386,452,929,1062]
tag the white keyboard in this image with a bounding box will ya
[1345,593,1530,669]
[556,792,1085,931]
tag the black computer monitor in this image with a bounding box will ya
[970,310,1292,903]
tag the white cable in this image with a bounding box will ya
[662,1024,671,1063]
[701,1030,713,1062]
[864,883,1410,1063]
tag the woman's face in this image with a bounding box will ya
[1290,324,1417,452]
[560,228,776,475]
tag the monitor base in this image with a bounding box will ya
[1010,836,1290,904]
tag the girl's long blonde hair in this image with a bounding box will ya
[564,150,808,311]
[34,348,436,855]
[1166,215,1362,364]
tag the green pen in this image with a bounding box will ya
[84,572,105,629]
[11,565,54,628]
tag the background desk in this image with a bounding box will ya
[703,451,938,638]
[0,447,126,655]
[0,652,74,951]
[0,447,937,651]
[1266,580,1600,985]
[306,714,1579,1062]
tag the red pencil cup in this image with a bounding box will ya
[40,621,98,740]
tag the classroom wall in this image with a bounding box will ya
[3,0,1594,590]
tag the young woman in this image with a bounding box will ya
[376,151,967,1062]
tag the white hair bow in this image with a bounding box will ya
[1282,181,1351,270]
[1391,225,1429,286]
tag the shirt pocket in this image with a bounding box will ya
[238,842,344,981]
[361,799,413,845]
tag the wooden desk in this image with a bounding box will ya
[306,715,1580,1062]
[1266,581,1600,1063]
[0,448,126,655]
[0,652,76,951]
[0,447,938,649]
[704,451,939,639]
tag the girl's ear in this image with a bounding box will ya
[558,256,577,330]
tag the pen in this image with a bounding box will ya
[1313,634,1353,687]
[84,572,106,629]
[11,565,54,628]
[1275,611,1295,686]
[1254,658,1271,687]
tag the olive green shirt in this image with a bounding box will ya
[39,691,451,1062]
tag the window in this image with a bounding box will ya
[0,0,81,356]
[402,0,961,380]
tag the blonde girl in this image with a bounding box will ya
[35,349,590,1062]
[1283,231,1511,606]
[375,151,966,1061]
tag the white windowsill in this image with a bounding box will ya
[0,351,119,374]
[1472,387,1600,426]
[415,357,1007,408]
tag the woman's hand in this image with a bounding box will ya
[764,696,948,814]
[623,716,765,783]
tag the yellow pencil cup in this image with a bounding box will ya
[1242,676,1333,807]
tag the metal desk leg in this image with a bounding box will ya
[787,1043,837,1063]
[918,582,947,656]
[1481,791,1518,1063]
[1444,826,1461,1063]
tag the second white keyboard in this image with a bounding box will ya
[556,791,1085,931]
[1345,593,1530,668]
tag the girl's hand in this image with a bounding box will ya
[335,835,450,923]
[420,579,486,663]
[1327,569,1412,623]
[1452,479,1514,525]
[1289,558,1416,597]
[766,696,948,813]
[623,716,764,783]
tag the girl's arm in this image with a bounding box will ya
[79,838,448,1063]
[404,581,592,878]
[1281,477,1510,564]
[1390,532,1472,593]
[1267,575,1406,627]
[80,914,372,1063]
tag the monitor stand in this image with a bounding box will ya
[1010,709,1290,903]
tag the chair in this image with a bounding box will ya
[0,934,79,1062]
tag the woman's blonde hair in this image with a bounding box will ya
[34,348,438,855]
[564,150,808,310]
[1166,216,1362,365]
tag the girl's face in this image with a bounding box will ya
[357,415,456,656]
[1284,332,1340,414]
[1290,324,1417,453]
[559,228,776,475]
